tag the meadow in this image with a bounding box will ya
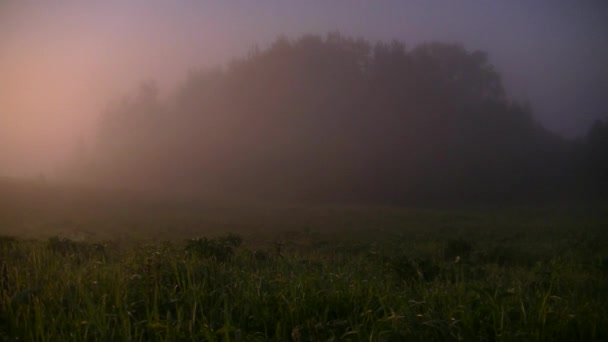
[0,179,607,341]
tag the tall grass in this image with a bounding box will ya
[1,204,607,341]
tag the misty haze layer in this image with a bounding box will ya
[1,1,607,178]
[64,35,607,203]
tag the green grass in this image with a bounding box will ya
[0,180,607,340]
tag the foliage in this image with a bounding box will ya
[1,203,607,341]
[79,33,578,203]
[47,236,106,260]
[579,119,608,197]
[185,234,242,261]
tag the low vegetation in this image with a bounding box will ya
[1,198,606,341]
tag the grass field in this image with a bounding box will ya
[1,179,607,341]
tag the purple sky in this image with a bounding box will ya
[1,0,607,177]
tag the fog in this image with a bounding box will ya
[1,1,607,202]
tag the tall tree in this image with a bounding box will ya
[85,34,574,203]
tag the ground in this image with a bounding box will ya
[0,179,607,340]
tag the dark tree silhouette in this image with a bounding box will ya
[580,119,608,197]
[81,33,586,203]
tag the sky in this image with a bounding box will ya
[1,0,607,178]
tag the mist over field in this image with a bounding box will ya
[2,3,608,340]
[1,1,607,202]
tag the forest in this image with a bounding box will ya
[67,34,607,204]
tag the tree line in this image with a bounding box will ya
[71,33,607,203]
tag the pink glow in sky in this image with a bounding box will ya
[1,1,607,178]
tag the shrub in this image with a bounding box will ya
[47,236,106,259]
[0,236,16,251]
[185,233,242,262]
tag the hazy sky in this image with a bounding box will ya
[1,0,607,178]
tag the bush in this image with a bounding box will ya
[47,236,105,259]
[0,235,16,251]
[185,234,242,262]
